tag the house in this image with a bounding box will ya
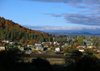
[27,44,33,48]
[35,43,42,46]
[61,45,68,48]
[25,50,32,54]
[8,44,24,51]
[2,40,15,45]
[31,47,35,51]
[0,46,6,51]
[78,49,85,52]
[47,48,51,51]
[9,41,15,45]
[42,42,46,45]
[2,40,10,43]
[97,49,100,53]
[54,41,57,45]
[35,47,43,51]
[72,39,75,41]
[93,48,98,52]
[87,46,93,48]
[43,44,49,48]
[35,43,43,51]
[77,46,86,49]
[55,47,61,52]
[84,41,93,46]
[49,42,52,45]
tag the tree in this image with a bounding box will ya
[78,39,84,45]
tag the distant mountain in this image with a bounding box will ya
[45,31,100,36]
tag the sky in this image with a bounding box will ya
[0,0,100,34]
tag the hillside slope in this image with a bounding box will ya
[0,17,53,44]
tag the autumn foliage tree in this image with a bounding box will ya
[0,17,53,44]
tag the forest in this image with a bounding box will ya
[0,17,53,45]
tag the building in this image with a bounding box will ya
[27,44,33,48]
[8,44,24,51]
[0,46,6,51]
[2,40,10,43]
[55,47,61,52]
[77,46,86,49]
[78,49,85,52]
[35,43,43,51]
[35,47,43,51]
[9,41,15,45]
[84,41,93,46]
[35,43,42,46]
[87,46,93,48]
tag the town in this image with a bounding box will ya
[0,35,100,56]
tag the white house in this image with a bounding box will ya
[54,41,57,45]
[78,49,85,52]
[35,47,43,51]
[35,43,43,51]
[55,47,60,52]
[77,46,86,49]
[0,46,6,51]
[9,41,15,45]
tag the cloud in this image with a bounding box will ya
[27,0,100,4]
[26,0,100,26]
[23,25,100,30]
[43,13,64,17]
[23,25,100,34]
[27,0,69,3]
[83,0,100,4]
[73,5,89,8]
[64,14,100,26]
[43,13,100,26]
[26,0,100,10]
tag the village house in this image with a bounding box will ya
[8,44,24,51]
[72,38,75,41]
[35,43,43,51]
[0,45,6,51]
[78,48,85,52]
[27,44,33,48]
[43,44,49,48]
[61,45,68,48]
[42,42,46,45]
[55,47,61,52]
[35,43,42,46]
[87,46,93,48]
[2,40,10,43]
[77,46,86,49]
[9,41,15,45]
[2,40,15,45]
[84,40,93,46]
[54,41,57,45]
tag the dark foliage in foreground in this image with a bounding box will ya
[66,50,100,71]
[32,57,53,71]
[0,50,100,71]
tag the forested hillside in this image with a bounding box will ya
[0,17,53,45]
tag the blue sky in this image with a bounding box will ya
[1,0,100,34]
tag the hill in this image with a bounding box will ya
[0,17,53,45]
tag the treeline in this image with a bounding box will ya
[0,17,53,44]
